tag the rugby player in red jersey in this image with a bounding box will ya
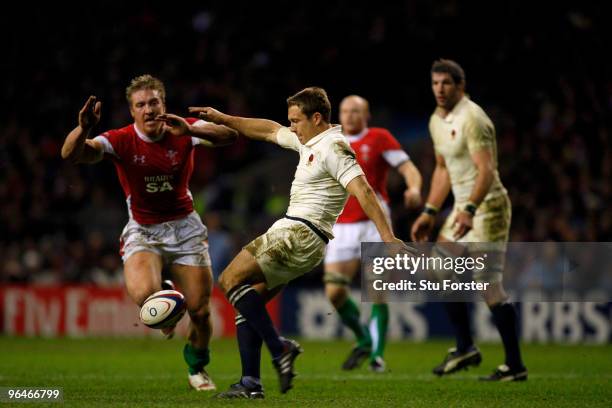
[61,74,237,391]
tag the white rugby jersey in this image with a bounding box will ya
[275,125,364,238]
[429,96,507,203]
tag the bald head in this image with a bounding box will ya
[339,95,370,135]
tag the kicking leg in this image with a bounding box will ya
[219,249,302,394]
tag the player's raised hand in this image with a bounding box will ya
[411,213,435,242]
[188,107,226,125]
[79,96,101,131]
[451,211,473,240]
[155,113,189,137]
[404,187,422,209]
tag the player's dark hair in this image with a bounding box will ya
[126,74,166,104]
[431,59,466,85]
[287,87,332,123]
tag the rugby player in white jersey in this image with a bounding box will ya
[411,59,527,382]
[191,87,403,397]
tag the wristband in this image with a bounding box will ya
[463,201,477,216]
[423,203,439,216]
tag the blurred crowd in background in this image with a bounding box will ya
[1,2,609,285]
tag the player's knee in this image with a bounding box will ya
[325,284,348,309]
[127,284,158,307]
[218,269,241,294]
[483,282,507,306]
[329,288,348,309]
[324,271,351,308]
[188,302,211,324]
[428,244,457,282]
[219,269,234,294]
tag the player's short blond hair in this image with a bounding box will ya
[125,74,166,104]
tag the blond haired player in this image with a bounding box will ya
[411,60,527,381]
[61,75,238,391]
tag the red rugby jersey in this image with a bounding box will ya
[96,118,202,224]
[338,127,408,223]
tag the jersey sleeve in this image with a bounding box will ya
[93,129,122,159]
[275,127,301,152]
[324,138,365,188]
[465,114,495,153]
[188,118,215,147]
[379,129,410,167]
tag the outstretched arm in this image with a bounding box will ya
[188,107,282,144]
[346,175,402,244]
[155,113,238,147]
[61,96,104,164]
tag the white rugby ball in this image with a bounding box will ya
[139,290,187,329]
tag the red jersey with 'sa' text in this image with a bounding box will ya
[94,118,203,224]
[338,127,409,223]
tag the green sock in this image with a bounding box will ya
[369,303,389,359]
[337,297,371,348]
[183,344,210,375]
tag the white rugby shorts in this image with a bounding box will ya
[438,194,511,283]
[119,211,212,267]
[244,218,326,289]
[324,220,382,263]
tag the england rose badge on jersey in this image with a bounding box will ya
[307,153,314,166]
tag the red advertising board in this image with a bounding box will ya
[0,285,280,337]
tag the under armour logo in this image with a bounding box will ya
[133,155,146,165]
[165,150,179,166]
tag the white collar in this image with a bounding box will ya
[134,123,164,143]
[442,96,468,123]
[344,128,369,142]
[305,125,342,147]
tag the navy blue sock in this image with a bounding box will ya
[490,302,524,370]
[444,302,474,353]
[236,314,262,379]
[228,285,285,358]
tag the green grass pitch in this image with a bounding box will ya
[0,337,610,407]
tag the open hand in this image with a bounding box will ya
[410,213,435,242]
[79,95,101,130]
[451,211,473,240]
[404,187,422,209]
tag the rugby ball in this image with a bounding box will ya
[139,290,187,329]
